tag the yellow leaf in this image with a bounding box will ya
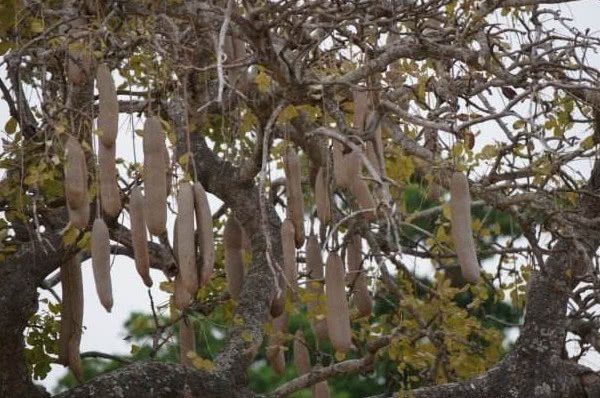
[23,174,38,185]
[241,329,253,342]
[255,69,271,93]
[442,204,451,220]
[159,281,175,294]
[30,19,44,33]
[565,191,577,205]
[76,231,92,250]
[277,105,298,124]
[178,152,190,168]
[169,296,178,322]
[62,227,79,246]
[192,356,216,372]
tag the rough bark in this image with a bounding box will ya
[53,361,256,398]
[0,234,72,398]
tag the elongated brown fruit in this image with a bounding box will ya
[68,335,84,383]
[241,226,252,252]
[267,312,288,375]
[306,235,327,341]
[232,37,248,88]
[271,218,297,317]
[173,218,191,311]
[66,137,89,229]
[174,274,193,310]
[312,380,331,398]
[346,236,372,318]
[224,35,247,88]
[314,167,331,225]
[353,88,369,131]
[346,234,362,285]
[352,276,372,318]
[179,318,196,368]
[92,218,113,312]
[68,334,84,383]
[65,137,87,211]
[67,199,90,230]
[346,235,365,284]
[193,182,214,286]
[332,142,345,188]
[67,30,93,86]
[281,218,297,291]
[98,142,121,217]
[350,178,376,221]
[173,217,179,264]
[224,216,244,300]
[164,145,172,196]
[58,288,73,365]
[224,35,235,65]
[293,329,310,376]
[306,236,324,282]
[270,264,286,318]
[65,137,90,229]
[58,257,83,371]
[449,172,480,283]
[366,121,385,176]
[333,142,360,189]
[143,117,167,235]
[284,146,305,248]
[130,185,152,287]
[325,252,351,352]
[177,182,198,296]
[341,149,361,188]
[96,63,118,147]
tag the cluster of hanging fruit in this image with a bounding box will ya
[60,62,216,381]
[258,145,375,393]
[58,56,480,391]
[251,90,480,389]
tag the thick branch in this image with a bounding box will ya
[53,361,256,398]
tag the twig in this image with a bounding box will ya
[268,356,374,397]
[408,200,486,220]
[258,101,287,299]
[148,289,161,331]
[216,0,233,103]
[79,351,132,364]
